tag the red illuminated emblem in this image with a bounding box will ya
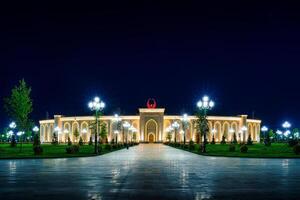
[147,98,157,109]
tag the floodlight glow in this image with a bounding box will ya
[197,101,203,108]
[172,121,180,129]
[82,128,88,134]
[282,121,291,129]
[261,126,268,132]
[212,128,217,134]
[209,101,214,108]
[94,97,100,103]
[241,126,247,131]
[7,130,14,136]
[63,129,69,134]
[123,121,131,128]
[9,122,16,129]
[276,130,283,135]
[32,126,39,132]
[229,128,234,133]
[203,96,209,102]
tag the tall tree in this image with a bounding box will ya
[99,122,107,144]
[195,111,209,152]
[4,79,33,152]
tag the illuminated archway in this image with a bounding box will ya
[145,119,158,142]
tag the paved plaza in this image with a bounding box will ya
[0,144,300,200]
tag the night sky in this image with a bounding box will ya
[1,1,300,130]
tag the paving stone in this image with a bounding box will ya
[0,144,299,199]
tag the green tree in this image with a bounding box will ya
[221,135,226,144]
[247,134,253,145]
[195,111,209,153]
[99,122,107,144]
[73,128,79,142]
[233,132,238,144]
[4,79,33,152]
[292,128,299,139]
[79,136,83,146]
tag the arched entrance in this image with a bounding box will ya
[145,119,158,143]
[148,133,155,143]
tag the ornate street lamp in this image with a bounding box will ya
[122,121,131,148]
[166,126,174,142]
[181,114,189,145]
[32,126,39,133]
[113,114,122,144]
[197,95,214,153]
[282,121,291,139]
[9,122,17,129]
[88,96,105,154]
[261,126,268,141]
[171,121,180,143]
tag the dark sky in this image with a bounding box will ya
[1,1,300,130]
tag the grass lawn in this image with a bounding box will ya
[0,143,123,159]
[170,143,300,158]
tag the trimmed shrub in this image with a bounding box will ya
[247,135,253,145]
[67,137,72,146]
[88,136,93,146]
[229,144,236,152]
[288,139,299,147]
[66,145,80,154]
[33,145,43,155]
[10,135,17,147]
[240,144,248,153]
[51,132,58,145]
[33,134,40,146]
[293,144,300,155]
[264,134,271,146]
[79,137,83,146]
[221,135,226,144]
[189,140,195,151]
[211,135,216,145]
[98,145,103,154]
[104,144,112,151]
[232,132,238,144]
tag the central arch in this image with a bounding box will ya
[145,119,158,143]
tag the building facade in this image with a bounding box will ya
[39,107,261,143]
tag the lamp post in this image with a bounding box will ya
[276,130,283,142]
[261,126,268,142]
[172,121,180,144]
[9,122,16,129]
[181,114,189,145]
[9,122,17,143]
[166,126,174,142]
[241,126,247,143]
[32,126,39,134]
[282,121,291,139]
[123,121,131,148]
[88,96,105,154]
[197,95,214,153]
[113,114,122,144]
